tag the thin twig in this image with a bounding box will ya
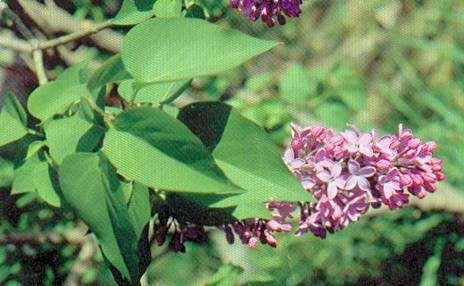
[0,228,87,246]
[31,41,48,85]
[18,0,123,52]
[37,20,114,50]
[0,35,32,53]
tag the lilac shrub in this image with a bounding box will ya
[230,0,303,27]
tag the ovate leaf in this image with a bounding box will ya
[102,107,243,195]
[44,114,104,164]
[0,93,28,147]
[59,153,141,283]
[11,154,61,207]
[122,17,278,82]
[118,79,191,104]
[27,64,90,121]
[178,102,310,219]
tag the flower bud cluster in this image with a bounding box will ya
[230,0,303,27]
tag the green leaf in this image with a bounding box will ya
[102,107,243,195]
[127,183,151,237]
[11,155,61,207]
[122,17,278,83]
[59,153,141,282]
[153,0,183,18]
[113,0,156,25]
[280,63,312,103]
[118,79,191,104]
[0,93,28,147]
[44,114,104,164]
[178,102,310,219]
[87,54,131,91]
[27,64,90,121]
[0,157,14,188]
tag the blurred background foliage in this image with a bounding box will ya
[1,0,464,285]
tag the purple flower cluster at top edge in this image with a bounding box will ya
[282,123,445,238]
[230,0,303,27]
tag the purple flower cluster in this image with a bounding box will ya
[283,124,445,238]
[230,0,303,27]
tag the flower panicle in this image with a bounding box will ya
[283,123,445,238]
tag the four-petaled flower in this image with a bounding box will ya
[316,161,345,199]
[345,159,376,191]
[343,129,374,157]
